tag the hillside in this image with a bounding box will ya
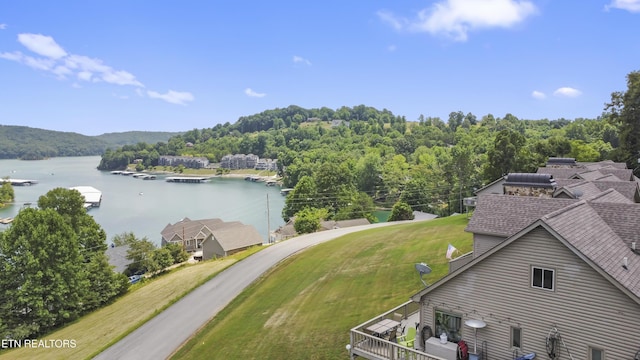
[95,131,183,147]
[173,215,472,359]
[0,125,182,160]
[0,125,108,159]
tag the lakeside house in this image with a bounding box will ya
[348,158,640,360]
[161,217,263,259]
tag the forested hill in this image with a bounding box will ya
[0,125,108,159]
[95,131,183,147]
[0,125,182,160]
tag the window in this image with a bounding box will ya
[531,266,554,290]
[589,347,604,360]
[434,310,462,342]
[510,327,521,349]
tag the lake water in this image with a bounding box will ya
[0,156,286,246]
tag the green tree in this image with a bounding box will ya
[38,187,108,257]
[334,191,376,222]
[0,178,14,206]
[149,247,174,273]
[282,175,317,221]
[83,252,130,309]
[164,242,189,264]
[0,208,87,340]
[388,201,414,221]
[483,129,526,182]
[606,70,640,174]
[294,207,328,234]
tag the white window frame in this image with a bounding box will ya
[531,266,555,291]
[588,346,604,360]
[510,326,522,349]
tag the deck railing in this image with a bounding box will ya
[348,301,446,360]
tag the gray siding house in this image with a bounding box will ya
[348,159,640,360]
[411,200,640,359]
[201,223,263,260]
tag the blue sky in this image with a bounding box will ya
[1,1,639,135]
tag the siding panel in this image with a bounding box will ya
[420,227,640,359]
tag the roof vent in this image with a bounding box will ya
[573,189,584,198]
[623,257,629,270]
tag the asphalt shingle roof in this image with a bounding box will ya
[465,195,577,237]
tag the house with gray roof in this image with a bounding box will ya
[348,190,640,360]
[201,223,263,260]
[348,158,640,360]
[161,218,263,258]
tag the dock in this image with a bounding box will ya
[70,186,102,208]
[166,176,210,183]
[1,178,38,186]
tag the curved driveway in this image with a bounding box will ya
[93,222,400,360]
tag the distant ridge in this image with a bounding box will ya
[0,125,182,160]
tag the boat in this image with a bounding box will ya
[0,217,14,224]
[142,175,157,180]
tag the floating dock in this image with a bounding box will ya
[1,178,38,186]
[166,176,210,183]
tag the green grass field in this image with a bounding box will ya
[0,247,263,360]
[172,215,471,360]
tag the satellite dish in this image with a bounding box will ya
[415,262,432,287]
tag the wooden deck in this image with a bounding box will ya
[349,301,447,360]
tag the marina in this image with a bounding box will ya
[0,156,286,245]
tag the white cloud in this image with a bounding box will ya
[0,51,23,61]
[606,0,640,12]
[377,10,405,31]
[379,0,537,41]
[293,55,311,66]
[1,32,195,105]
[244,88,266,98]
[553,87,582,98]
[77,71,93,81]
[18,33,67,59]
[0,24,7,30]
[147,90,194,105]
[531,90,546,99]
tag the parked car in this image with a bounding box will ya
[128,275,142,284]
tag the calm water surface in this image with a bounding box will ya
[0,156,285,245]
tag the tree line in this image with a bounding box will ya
[98,71,639,224]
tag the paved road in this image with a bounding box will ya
[93,222,399,360]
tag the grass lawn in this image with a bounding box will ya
[172,215,471,360]
[0,247,263,360]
